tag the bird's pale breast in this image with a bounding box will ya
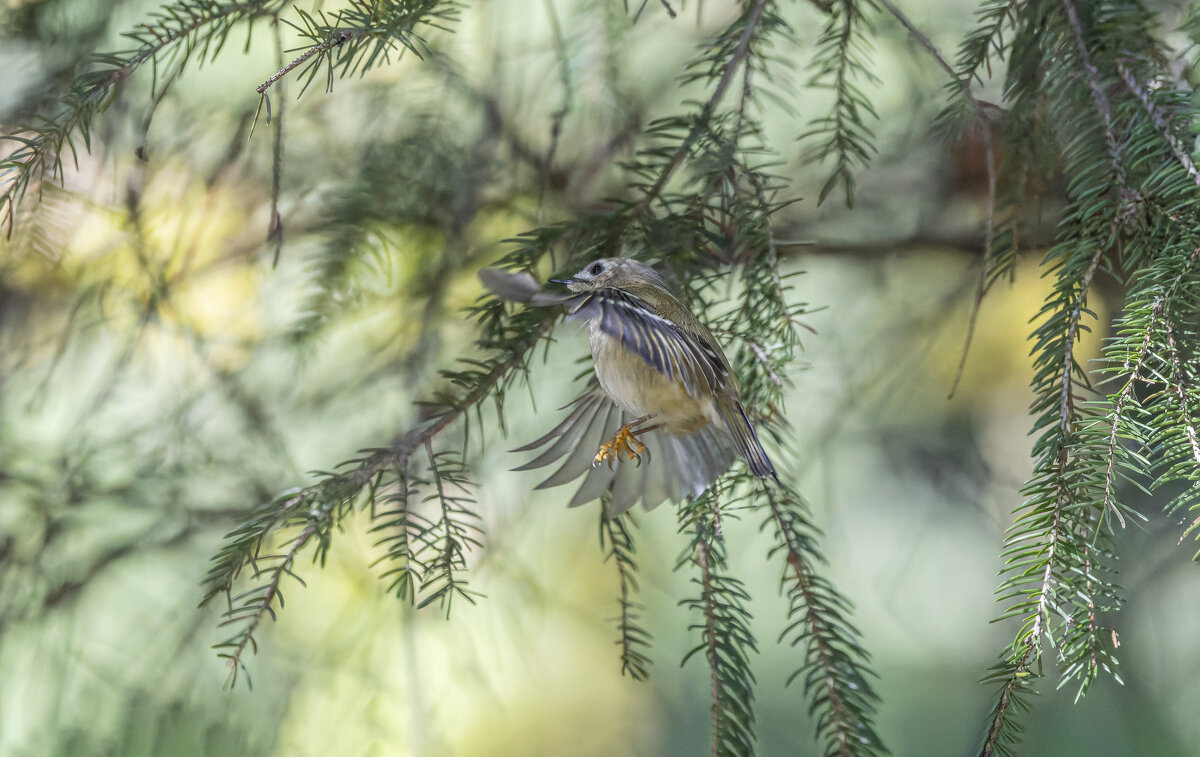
[589,326,716,434]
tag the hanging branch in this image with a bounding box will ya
[764,484,885,757]
[636,0,773,208]
[678,492,759,757]
[976,1,1198,752]
[876,0,1002,398]
[600,510,653,681]
[801,0,880,206]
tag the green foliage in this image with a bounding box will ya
[0,0,285,234]
[932,1,1200,754]
[801,0,880,207]
[678,488,760,757]
[764,482,886,757]
[600,509,654,681]
[7,0,1200,754]
[274,0,461,97]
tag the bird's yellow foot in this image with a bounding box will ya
[594,424,649,470]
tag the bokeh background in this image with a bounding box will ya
[2,1,1199,755]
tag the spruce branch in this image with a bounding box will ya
[679,493,758,757]
[600,510,653,681]
[1101,297,1159,530]
[954,0,1019,85]
[201,314,554,679]
[764,485,885,757]
[801,0,880,207]
[1115,63,1200,188]
[637,0,774,209]
[255,31,337,95]
[277,0,462,97]
[202,481,356,687]
[1162,318,1200,471]
[416,443,484,614]
[1060,0,1128,190]
[371,461,428,601]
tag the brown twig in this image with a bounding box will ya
[949,126,997,399]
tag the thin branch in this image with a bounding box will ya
[877,0,1002,400]
[1061,0,1127,188]
[1059,237,1110,434]
[256,29,356,95]
[221,520,317,680]
[696,532,723,757]
[1102,298,1158,528]
[979,645,1035,757]
[540,0,571,221]
[1115,63,1200,188]
[767,498,855,757]
[269,18,285,267]
[1164,321,1200,467]
[949,126,997,399]
[877,0,955,80]
[638,0,772,207]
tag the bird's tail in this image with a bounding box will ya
[719,397,777,480]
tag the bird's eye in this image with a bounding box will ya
[589,263,604,276]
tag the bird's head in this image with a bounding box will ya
[552,258,669,294]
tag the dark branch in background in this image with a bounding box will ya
[875,0,1002,399]
[539,0,571,220]
[948,126,997,399]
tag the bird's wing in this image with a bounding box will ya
[479,270,728,397]
[512,380,735,515]
[478,268,573,306]
[565,288,730,398]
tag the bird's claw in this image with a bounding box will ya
[594,426,649,470]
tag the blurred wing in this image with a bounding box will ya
[566,288,728,398]
[513,380,736,515]
[478,268,572,306]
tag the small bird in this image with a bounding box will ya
[480,258,776,514]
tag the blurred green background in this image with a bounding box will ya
[2,1,1199,755]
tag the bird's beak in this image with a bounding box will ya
[549,278,574,285]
